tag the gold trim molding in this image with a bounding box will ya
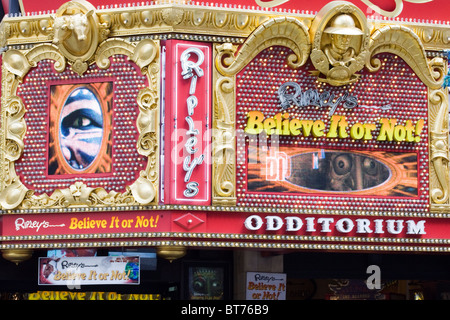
[0,0,160,211]
[0,2,449,50]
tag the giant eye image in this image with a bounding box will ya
[59,87,104,171]
[286,151,391,192]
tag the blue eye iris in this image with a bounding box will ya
[60,108,103,136]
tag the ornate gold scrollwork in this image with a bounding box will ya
[429,88,449,206]
[50,0,110,75]
[215,16,311,77]
[212,1,446,211]
[0,2,160,210]
[213,17,310,205]
[212,72,236,205]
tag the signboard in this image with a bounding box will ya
[27,291,160,300]
[3,211,166,236]
[0,0,448,255]
[4,209,449,253]
[18,0,447,21]
[246,272,286,300]
[164,40,211,205]
[38,256,140,285]
[236,49,429,214]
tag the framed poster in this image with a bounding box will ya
[183,261,231,300]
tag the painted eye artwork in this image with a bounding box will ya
[59,87,104,171]
[48,82,113,176]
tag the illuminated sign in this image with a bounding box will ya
[245,111,424,142]
[236,47,429,213]
[243,215,426,235]
[244,81,424,142]
[164,40,211,205]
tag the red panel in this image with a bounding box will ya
[2,210,450,249]
[163,40,211,205]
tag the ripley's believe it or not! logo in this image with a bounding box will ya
[244,81,425,143]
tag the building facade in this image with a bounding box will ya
[0,0,449,300]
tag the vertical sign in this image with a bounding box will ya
[164,40,211,205]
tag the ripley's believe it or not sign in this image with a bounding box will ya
[0,0,449,255]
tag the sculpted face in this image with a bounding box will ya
[330,34,352,52]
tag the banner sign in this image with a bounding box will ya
[4,210,450,253]
[2,211,166,236]
[164,40,211,205]
[38,256,140,285]
[246,272,286,300]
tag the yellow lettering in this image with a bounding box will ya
[300,120,314,137]
[350,123,365,140]
[363,123,376,140]
[69,218,78,230]
[263,118,276,135]
[312,120,325,138]
[245,111,264,134]
[377,118,397,141]
[327,115,342,138]
[289,119,301,135]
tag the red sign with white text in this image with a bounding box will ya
[3,211,450,253]
[163,40,211,205]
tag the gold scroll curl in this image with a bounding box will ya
[213,16,310,205]
[215,16,311,77]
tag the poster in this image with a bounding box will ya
[188,265,225,300]
[48,82,113,175]
[246,272,286,300]
[38,256,140,286]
